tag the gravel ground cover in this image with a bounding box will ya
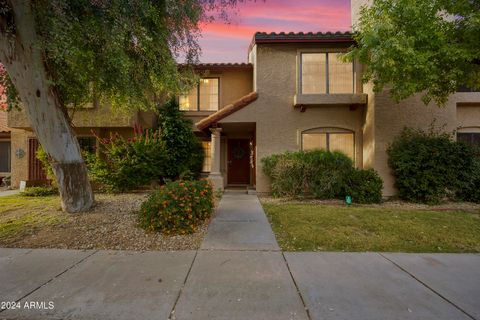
[0,193,212,251]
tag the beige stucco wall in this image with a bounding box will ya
[222,40,480,196]
[10,129,34,187]
[7,104,150,129]
[370,91,480,197]
[220,43,365,193]
[351,0,480,196]
[183,68,253,130]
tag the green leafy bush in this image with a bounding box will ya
[88,129,168,192]
[388,128,477,204]
[456,157,480,203]
[158,99,204,179]
[21,186,58,197]
[262,150,382,203]
[138,179,214,235]
[36,146,55,185]
[345,168,383,204]
[87,99,204,192]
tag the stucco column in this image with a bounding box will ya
[208,127,224,191]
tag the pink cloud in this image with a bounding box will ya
[198,0,351,62]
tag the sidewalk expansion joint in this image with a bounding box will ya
[281,252,312,320]
[378,253,477,320]
[168,250,198,320]
[198,248,281,252]
[215,219,259,222]
[0,249,99,314]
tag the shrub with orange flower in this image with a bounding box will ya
[138,179,214,235]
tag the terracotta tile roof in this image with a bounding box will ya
[250,31,354,51]
[0,112,10,133]
[196,92,258,131]
[180,63,253,72]
[195,63,252,68]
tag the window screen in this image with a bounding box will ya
[300,52,354,94]
[301,53,327,94]
[302,131,354,159]
[179,78,219,111]
[78,137,97,154]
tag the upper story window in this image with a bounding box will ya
[300,52,354,94]
[179,78,219,111]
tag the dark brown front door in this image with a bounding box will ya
[227,139,250,185]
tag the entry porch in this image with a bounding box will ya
[201,122,256,192]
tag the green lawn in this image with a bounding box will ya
[0,195,63,240]
[262,202,480,252]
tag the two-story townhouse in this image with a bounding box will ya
[189,29,480,195]
[4,0,480,196]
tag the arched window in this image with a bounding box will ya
[301,127,355,159]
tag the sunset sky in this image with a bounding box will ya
[198,0,351,63]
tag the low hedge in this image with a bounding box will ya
[262,150,383,204]
[21,186,59,197]
[345,168,383,204]
[138,179,214,235]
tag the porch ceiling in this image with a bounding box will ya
[219,122,255,134]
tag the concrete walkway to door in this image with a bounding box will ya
[200,193,280,251]
[1,193,479,319]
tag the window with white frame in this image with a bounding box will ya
[302,128,355,159]
[179,78,219,111]
[201,140,212,172]
[300,52,354,94]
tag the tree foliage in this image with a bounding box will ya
[0,0,246,111]
[348,0,480,106]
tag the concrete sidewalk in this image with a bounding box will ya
[1,194,480,319]
[0,190,20,197]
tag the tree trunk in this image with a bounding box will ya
[0,0,94,212]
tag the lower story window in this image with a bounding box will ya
[78,137,97,154]
[457,132,480,150]
[302,129,354,159]
[202,141,212,172]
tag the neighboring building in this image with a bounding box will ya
[5,0,480,196]
[7,105,155,188]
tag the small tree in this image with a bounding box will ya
[158,99,204,179]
